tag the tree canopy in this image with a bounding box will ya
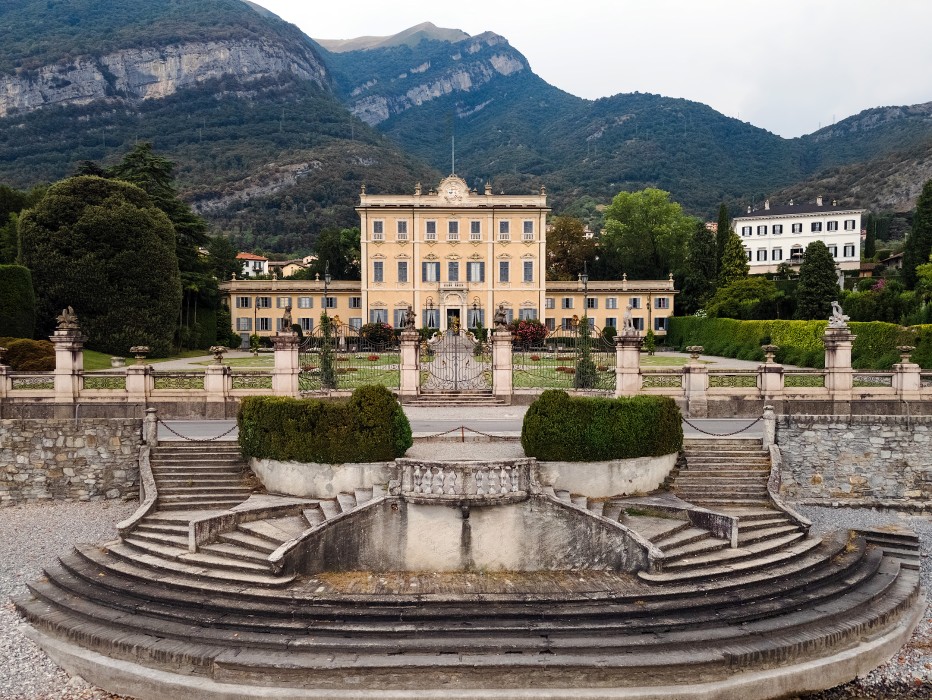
[718,230,749,286]
[795,240,839,320]
[546,216,597,281]
[678,220,718,314]
[289,228,361,281]
[18,176,182,355]
[706,277,783,320]
[903,179,932,288]
[599,188,696,280]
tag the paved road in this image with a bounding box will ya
[159,409,763,441]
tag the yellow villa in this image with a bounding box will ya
[221,176,677,345]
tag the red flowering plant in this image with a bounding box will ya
[510,319,549,348]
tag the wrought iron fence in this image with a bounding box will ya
[153,372,205,390]
[299,320,400,392]
[640,371,683,389]
[10,373,54,390]
[512,325,615,392]
[420,329,491,391]
[784,372,826,388]
[853,372,894,388]
[83,373,127,390]
[922,373,932,389]
[708,371,757,389]
[231,372,273,391]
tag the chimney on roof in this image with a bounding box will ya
[789,199,794,206]
[747,205,752,214]
[816,195,823,206]
[764,199,770,211]
[832,198,837,206]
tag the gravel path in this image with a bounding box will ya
[1,501,929,699]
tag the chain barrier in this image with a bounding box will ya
[156,418,238,442]
[415,425,514,441]
[682,416,763,437]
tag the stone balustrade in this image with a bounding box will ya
[398,458,533,505]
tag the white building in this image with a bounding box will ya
[236,252,269,278]
[733,197,863,274]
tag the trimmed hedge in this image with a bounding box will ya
[0,265,36,339]
[668,317,926,369]
[0,336,54,370]
[238,385,412,464]
[521,390,683,461]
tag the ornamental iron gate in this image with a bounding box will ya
[298,320,400,392]
[512,323,616,392]
[420,328,492,391]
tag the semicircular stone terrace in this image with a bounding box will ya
[14,437,925,700]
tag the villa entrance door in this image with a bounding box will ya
[420,327,491,391]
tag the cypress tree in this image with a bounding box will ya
[718,231,749,287]
[715,203,730,278]
[903,180,932,289]
[795,241,839,320]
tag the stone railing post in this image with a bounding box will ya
[761,405,776,450]
[398,329,420,397]
[492,329,513,402]
[614,334,643,397]
[893,346,921,401]
[204,364,231,396]
[50,322,86,403]
[0,349,10,398]
[682,346,708,417]
[823,326,856,397]
[271,332,300,397]
[125,365,152,399]
[144,407,159,446]
[757,345,784,400]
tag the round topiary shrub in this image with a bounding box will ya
[0,337,54,371]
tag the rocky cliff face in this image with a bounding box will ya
[0,39,329,117]
[344,32,526,125]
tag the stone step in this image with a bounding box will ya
[134,522,189,537]
[120,538,275,575]
[126,530,189,548]
[660,535,729,562]
[303,506,325,527]
[336,492,357,512]
[319,500,342,519]
[661,531,809,573]
[737,524,802,547]
[156,497,248,512]
[554,489,571,502]
[152,476,245,486]
[217,530,279,554]
[157,485,252,496]
[653,526,714,551]
[199,542,272,565]
[587,501,605,517]
[681,498,772,508]
[570,495,589,508]
[737,516,793,532]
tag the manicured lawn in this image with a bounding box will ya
[84,348,213,371]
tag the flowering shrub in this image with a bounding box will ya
[359,322,395,345]
[510,318,549,346]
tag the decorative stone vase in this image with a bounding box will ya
[129,346,149,365]
[209,346,229,365]
[897,345,915,363]
[686,345,703,361]
[110,357,126,368]
[761,344,779,363]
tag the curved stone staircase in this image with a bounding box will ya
[12,439,926,699]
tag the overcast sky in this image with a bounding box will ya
[256,0,932,139]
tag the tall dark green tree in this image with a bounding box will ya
[546,216,597,281]
[679,221,718,314]
[903,179,932,289]
[715,203,730,278]
[795,240,839,320]
[863,215,877,259]
[718,231,749,287]
[290,228,361,281]
[18,176,182,355]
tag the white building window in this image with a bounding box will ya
[323,297,337,309]
[396,220,408,239]
[257,317,272,332]
[499,221,510,240]
[425,221,437,241]
[297,296,312,309]
[844,219,857,231]
[236,296,251,308]
[467,261,485,283]
[741,226,752,237]
[745,249,752,261]
[277,296,291,308]
[545,297,555,309]
[772,248,783,261]
[843,244,856,257]
[349,297,361,309]
[470,221,481,241]
[372,220,384,241]
[422,261,440,282]
[772,224,783,235]
[811,222,823,232]
[523,221,534,241]
[518,308,537,321]
[370,309,388,324]
[791,246,804,261]
[561,298,574,309]
[828,245,838,258]
[630,297,641,309]
[586,297,597,309]
[397,261,408,283]
[236,317,252,331]
[606,297,618,309]
[792,223,803,233]
[349,318,362,331]
[499,261,510,283]
[756,249,767,261]
[757,225,767,236]
[448,221,459,241]
[523,260,533,282]
[373,261,384,283]
[256,296,271,309]
[827,221,838,231]
[655,297,670,309]
[300,318,313,332]
[448,262,459,282]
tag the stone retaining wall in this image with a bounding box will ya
[777,415,932,502]
[0,419,142,505]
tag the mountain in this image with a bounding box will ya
[2,2,932,256]
[0,0,437,252]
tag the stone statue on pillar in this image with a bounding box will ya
[621,304,637,336]
[493,304,507,330]
[281,304,293,333]
[402,304,416,331]
[828,300,849,329]
[56,306,80,330]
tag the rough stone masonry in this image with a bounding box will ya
[0,419,141,505]
[778,414,932,502]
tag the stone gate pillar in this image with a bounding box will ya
[893,345,921,401]
[49,307,86,402]
[399,329,420,397]
[758,344,784,401]
[272,331,300,397]
[823,327,855,396]
[492,329,513,403]
[614,334,643,397]
[0,346,10,399]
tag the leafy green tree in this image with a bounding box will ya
[574,319,597,389]
[0,184,45,264]
[206,235,241,281]
[795,240,839,320]
[0,265,36,338]
[679,221,718,314]
[706,277,783,319]
[18,176,182,355]
[291,228,361,281]
[715,203,730,278]
[319,313,336,389]
[903,180,932,289]
[718,231,749,286]
[546,216,597,281]
[863,216,877,260]
[600,188,695,280]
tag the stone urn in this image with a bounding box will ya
[685,345,703,361]
[209,346,229,365]
[897,345,915,363]
[129,346,150,365]
[110,356,126,368]
[761,344,779,363]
